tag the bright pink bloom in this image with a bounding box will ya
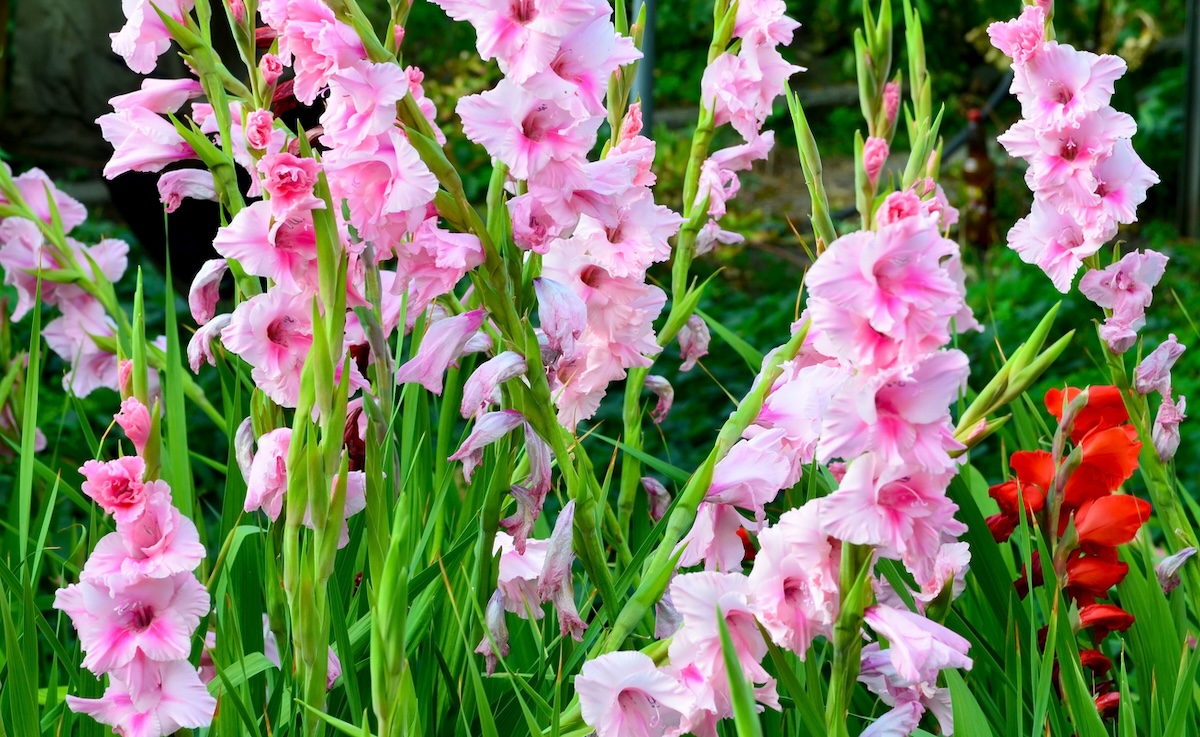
[863,137,889,186]
[188,258,227,326]
[883,82,901,127]
[461,352,528,420]
[875,190,922,226]
[97,107,196,178]
[245,428,291,520]
[1012,43,1126,127]
[110,0,197,74]
[523,12,640,117]
[115,397,152,455]
[321,61,410,150]
[747,501,839,655]
[392,218,484,316]
[449,410,525,481]
[260,53,285,86]
[1136,333,1185,396]
[157,169,217,213]
[110,78,204,114]
[4,167,88,231]
[430,0,597,83]
[701,43,803,141]
[1153,394,1186,462]
[1087,139,1159,241]
[43,297,121,398]
[1007,198,1103,293]
[80,456,150,525]
[987,4,1045,63]
[1079,249,1169,354]
[54,572,210,679]
[677,502,758,572]
[578,651,692,737]
[396,309,487,395]
[245,109,276,150]
[458,80,601,180]
[678,314,710,372]
[83,489,207,593]
[187,314,231,372]
[222,289,315,407]
[863,605,972,684]
[258,152,324,219]
[66,659,216,737]
[212,201,315,294]
[274,0,366,104]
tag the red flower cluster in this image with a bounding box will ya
[987,386,1151,718]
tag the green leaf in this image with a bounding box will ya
[695,307,762,371]
[718,605,763,737]
[946,669,998,737]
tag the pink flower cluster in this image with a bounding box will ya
[990,5,1159,294]
[54,402,215,736]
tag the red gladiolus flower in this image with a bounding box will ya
[1045,386,1130,443]
[737,527,757,563]
[1075,495,1152,547]
[1094,691,1120,719]
[1079,603,1135,639]
[1066,555,1129,600]
[1079,649,1112,674]
[1062,425,1142,510]
[987,513,1018,543]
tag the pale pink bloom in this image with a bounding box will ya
[222,289,314,407]
[642,476,671,522]
[80,456,150,524]
[392,218,484,316]
[883,82,901,127]
[534,277,587,360]
[245,427,291,520]
[509,193,564,253]
[157,169,217,213]
[522,11,641,117]
[323,127,438,245]
[274,0,366,104]
[859,699,926,737]
[695,220,745,256]
[54,572,210,678]
[494,532,548,619]
[3,167,88,230]
[188,258,227,326]
[110,0,197,74]
[234,418,255,483]
[668,572,776,703]
[83,490,207,593]
[863,137,889,187]
[1153,394,1186,462]
[396,309,487,395]
[943,254,982,333]
[1007,199,1102,293]
[656,586,683,639]
[914,541,972,603]
[97,106,196,178]
[213,201,315,294]
[752,363,846,475]
[733,0,800,46]
[430,0,597,83]
[43,297,121,398]
[245,109,276,151]
[577,651,692,737]
[187,314,231,372]
[320,61,410,150]
[111,78,204,115]
[260,53,284,86]
[461,352,528,420]
[458,80,601,180]
[620,102,644,141]
[115,397,152,455]
[863,605,972,683]
[677,502,758,572]
[524,153,644,232]
[701,43,803,140]
[645,375,674,424]
[555,198,682,280]
[258,152,324,220]
[0,217,57,321]
[747,501,839,656]
[538,500,585,639]
[1012,43,1126,127]
[499,483,544,554]
[694,132,775,217]
[449,410,525,481]
[707,430,792,521]
[819,350,969,471]
[1079,249,1169,354]
[66,659,216,737]
[1136,333,1185,396]
[1086,138,1160,242]
[678,314,710,372]
[475,589,510,675]
[986,4,1045,64]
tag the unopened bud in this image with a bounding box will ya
[474,589,509,676]
[641,477,671,522]
[538,501,586,640]
[644,375,673,425]
[235,417,256,484]
[1157,547,1196,595]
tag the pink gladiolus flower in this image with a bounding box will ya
[54,572,210,679]
[80,456,150,525]
[859,699,926,737]
[677,502,758,572]
[396,309,487,395]
[678,314,711,372]
[429,0,597,83]
[258,152,324,220]
[449,409,526,481]
[222,288,315,407]
[274,0,366,104]
[1007,199,1103,293]
[213,201,317,294]
[701,43,803,141]
[1011,43,1127,127]
[538,500,586,640]
[986,4,1045,64]
[188,259,227,326]
[320,61,410,150]
[1087,139,1159,241]
[43,297,122,398]
[875,190,922,226]
[3,167,88,231]
[245,109,276,150]
[863,137,889,187]
[1079,249,1169,354]
[187,314,231,372]
[577,651,692,737]
[522,12,641,117]
[260,53,285,86]
[1156,547,1196,596]
[1135,333,1185,396]
[883,81,901,127]
[494,532,548,619]
[734,0,800,46]
[862,605,972,684]
[747,501,840,655]
[534,277,587,360]
[1153,394,1186,462]
[914,541,972,603]
[157,169,218,213]
[641,477,671,522]
[461,352,528,420]
[645,375,673,424]
[392,218,485,316]
[115,397,152,455]
[458,80,601,180]
[97,106,196,178]
[620,102,644,141]
[110,0,197,74]
[475,589,510,675]
[0,218,57,321]
[83,490,207,592]
[245,427,291,520]
[706,431,792,521]
[695,220,745,256]
[499,483,545,555]
[66,659,217,737]
[110,78,204,114]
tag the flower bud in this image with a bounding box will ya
[474,588,510,676]
[1135,333,1185,396]
[644,375,673,425]
[1153,394,1186,461]
[534,278,586,361]
[255,27,279,48]
[499,484,544,555]
[620,102,644,142]
[234,416,255,483]
[524,423,552,497]
[396,309,487,395]
[460,351,527,420]
[188,259,227,325]
[883,81,901,126]
[227,0,246,24]
[538,500,586,640]
[1156,547,1196,595]
[260,53,284,86]
[245,110,275,151]
[677,314,710,372]
[641,476,671,522]
[654,586,682,639]
[448,410,525,481]
[115,397,152,456]
[187,314,231,373]
[863,136,889,188]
